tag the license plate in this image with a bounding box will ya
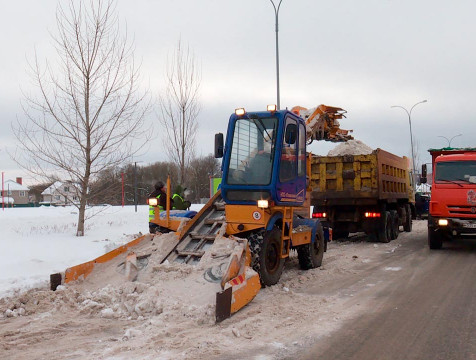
[463,223,476,229]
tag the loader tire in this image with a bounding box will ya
[297,223,325,270]
[248,227,285,287]
[403,204,412,232]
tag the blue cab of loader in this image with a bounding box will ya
[214,105,349,287]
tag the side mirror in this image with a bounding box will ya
[420,164,427,184]
[285,124,297,144]
[215,133,224,158]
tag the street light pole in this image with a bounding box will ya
[438,134,462,148]
[269,0,283,110]
[391,100,428,188]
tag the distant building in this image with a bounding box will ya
[0,178,30,205]
[41,181,80,206]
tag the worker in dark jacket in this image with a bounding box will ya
[149,181,167,209]
[172,185,191,210]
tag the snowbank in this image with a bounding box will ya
[0,205,150,297]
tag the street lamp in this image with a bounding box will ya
[269,0,283,110]
[391,100,428,188]
[438,134,462,148]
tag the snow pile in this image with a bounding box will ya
[328,140,373,156]
[0,230,246,326]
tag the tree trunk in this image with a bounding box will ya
[181,108,186,185]
[77,194,87,236]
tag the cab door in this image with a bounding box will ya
[276,117,306,205]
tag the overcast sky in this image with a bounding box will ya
[1,0,475,185]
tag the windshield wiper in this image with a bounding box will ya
[437,179,464,187]
[249,115,272,142]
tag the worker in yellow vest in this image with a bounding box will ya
[148,181,169,231]
[172,185,191,210]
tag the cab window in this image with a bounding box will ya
[279,118,297,182]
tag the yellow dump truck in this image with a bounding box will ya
[310,148,415,242]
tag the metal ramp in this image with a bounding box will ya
[162,191,226,265]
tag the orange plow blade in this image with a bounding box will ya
[50,234,152,289]
[215,238,261,322]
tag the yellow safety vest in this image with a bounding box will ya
[149,194,164,221]
[172,193,184,209]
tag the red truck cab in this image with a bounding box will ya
[422,148,476,249]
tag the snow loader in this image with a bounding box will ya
[50,104,352,322]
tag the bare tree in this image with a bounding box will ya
[158,39,201,185]
[13,0,151,236]
[187,155,221,202]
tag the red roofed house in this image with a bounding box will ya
[1,178,30,206]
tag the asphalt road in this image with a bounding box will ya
[301,229,476,360]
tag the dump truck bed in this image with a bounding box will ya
[310,148,410,205]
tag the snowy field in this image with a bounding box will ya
[0,204,204,297]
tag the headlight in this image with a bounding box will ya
[257,199,269,209]
[148,198,158,206]
[438,219,448,226]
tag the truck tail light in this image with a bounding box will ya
[313,212,327,218]
[365,212,381,218]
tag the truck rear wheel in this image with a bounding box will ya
[389,210,399,240]
[297,223,325,270]
[403,204,412,232]
[249,228,285,286]
[428,228,443,249]
[378,211,392,243]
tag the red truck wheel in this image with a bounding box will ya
[428,228,443,249]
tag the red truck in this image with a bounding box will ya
[421,148,476,249]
